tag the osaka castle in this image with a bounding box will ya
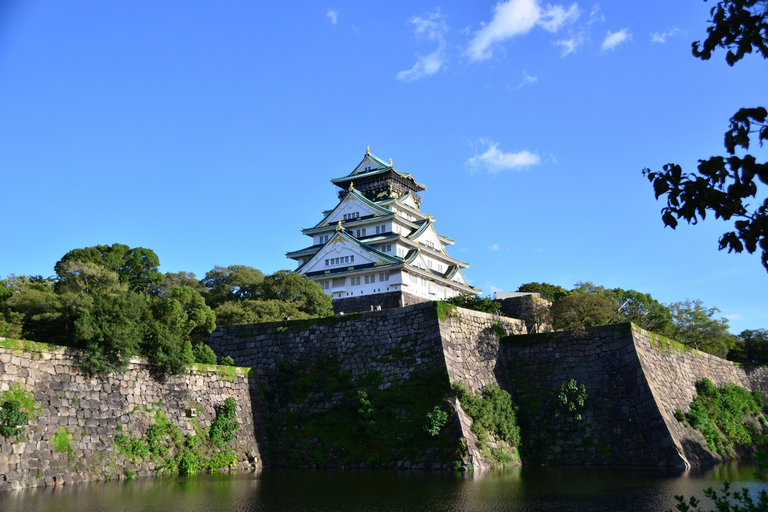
[286,148,480,312]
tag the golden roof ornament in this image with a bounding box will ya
[336,220,343,231]
[389,158,393,167]
[366,145,370,155]
[349,181,354,191]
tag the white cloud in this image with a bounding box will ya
[601,28,631,51]
[650,27,685,43]
[487,283,503,293]
[489,243,501,251]
[397,10,449,82]
[326,9,339,24]
[588,5,604,24]
[725,313,743,321]
[467,139,541,174]
[539,4,580,32]
[517,70,538,89]
[467,0,580,61]
[554,31,585,56]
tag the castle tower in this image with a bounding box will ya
[286,148,480,312]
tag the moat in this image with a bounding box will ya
[1,464,767,512]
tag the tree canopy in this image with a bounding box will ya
[643,0,768,272]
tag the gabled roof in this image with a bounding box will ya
[295,227,402,274]
[310,188,393,231]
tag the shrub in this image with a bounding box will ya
[53,426,72,454]
[0,400,29,437]
[193,343,217,365]
[210,397,240,447]
[218,355,235,367]
[424,405,449,437]
[555,379,588,421]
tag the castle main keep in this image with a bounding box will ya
[286,149,479,312]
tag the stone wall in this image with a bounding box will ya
[210,302,446,391]
[504,324,768,468]
[330,290,427,314]
[632,326,768,466]
[0,346,263,491]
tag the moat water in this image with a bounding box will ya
[1,464,767,512]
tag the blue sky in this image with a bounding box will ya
[1,0,766,333]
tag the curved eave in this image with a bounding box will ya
[403,265,481,296]
[331,167,427,191]
[286,244,323,259]
[305,262,404,279]
[398,237,470,268]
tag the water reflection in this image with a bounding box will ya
[1,464,766,512]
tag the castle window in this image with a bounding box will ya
[364,275,374,284]
[379,273,389,282]
[350,276,361,286]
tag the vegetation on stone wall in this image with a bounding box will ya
[453,382,521,466]
[555,379,588,422]
[444,294,500,315]
[675,378,767,455]
[114,399,243,476]
[0,383,38,438]
[0,244,332,377]
[264,354,458,469]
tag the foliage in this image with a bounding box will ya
[551,292,617,332]
[209,397,240,448]
[192,343,218,365]
[151,271,203,297]
[218,355,235,367]
[729,329,768,362]
[115,403,241,475]
[0,383,40,416]
[0,400,30,437]
[424,405,449,437]
[260,270,334,318]
[453,382,521,451]
[665,299,736,357]
[555,379,588,421]
[434,301,457,321]
[53,426,72,454]
[55,243,163,292]
[675,378,766,455]
[201,265,264,309]
[517,282,570,302]
[643,0,768,272]
[667,482,768,512]
[603,287,673,333]
[444,294,499,315]
[213,299,308,326]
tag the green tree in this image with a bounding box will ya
[551,292,617,332]
[144,286,216,375]
[0,279,23,338]
[200,265,264,308]
[213,299,307,326]
[260,270,333,318]
[643,0,768,272]
[151,271,203,297]
[666,299,736,357]
[603,287,673,333]
[516,282,570,302]
[728,328,768,362]
[445,294,499,314]
[55,244,164,292]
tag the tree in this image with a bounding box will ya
[260,270,333,318]
[55,244,164,292]
[200,265,264,309]
[213,299,307,326]
[551,293,617,332]
[602,287,673,333]
[151,271,203,297]
[643,0,768,272]
[665,299,736,357]
[516,282,570,302]
[728,328,768,361]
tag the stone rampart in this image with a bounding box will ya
[504,324,768,468]
[0,346,263,491]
